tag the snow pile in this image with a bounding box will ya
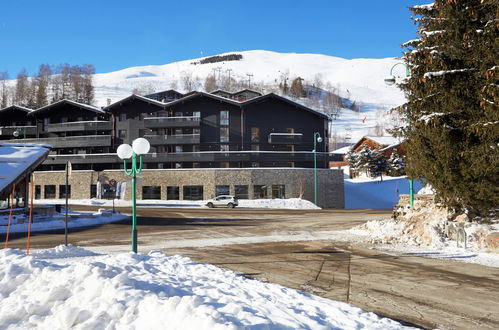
[0,209,128,234]
[0,247,411,329]
[238,198,320,209]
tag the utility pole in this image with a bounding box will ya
[246,73,253,88]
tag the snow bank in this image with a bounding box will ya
[35,198,320,210]
[0,247,411,329]
[344,176,423,209]
[0,210,128,234]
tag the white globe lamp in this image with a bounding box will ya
[117,144,133,159]
[132,138,150,155]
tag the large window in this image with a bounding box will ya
[220,110,229,125]
[272,185,286,199]
[59,185,71,199]
[118,113,126,121]
[220,127,229,142]
[34,185,41,199]
[235,185,248,199]
[253,185,267,199]
[90,184,97,198]
[118,129,127,138]
[220,144,229,151]
[183,186,203,200]
[216,185,230,196]
[142,186,161,200]
[44,185,56,199]
[167,186,180,200]
[251,127,260,142]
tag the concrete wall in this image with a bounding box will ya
[32,168,344,208]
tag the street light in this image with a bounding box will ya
[313,132,323,205]
[117,137,150,253]
[385,62,414,208]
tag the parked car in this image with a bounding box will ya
[206,195,238,208]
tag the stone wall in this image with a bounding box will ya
[32,168,344,208]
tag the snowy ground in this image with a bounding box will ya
[0,209,128,234]
[0,246,413,329]
[34,198,320,210]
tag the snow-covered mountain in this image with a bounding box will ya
[93,50,407,144]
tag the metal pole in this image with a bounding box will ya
[131,154,138,253]
[64,161,69,246]
[313,133,318,205]
[388,62,414,208]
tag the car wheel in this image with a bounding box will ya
[227,203,235,208]
[207,202,214,208]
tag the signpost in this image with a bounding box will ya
[109,179,117,213]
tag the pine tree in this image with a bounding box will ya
[400,1,498,215]
[0,71,9,108]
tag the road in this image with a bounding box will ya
[4,207,499,329]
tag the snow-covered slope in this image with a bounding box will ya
[93,50,407,142]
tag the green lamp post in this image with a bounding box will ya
[313,132,323,205]
[385,62,414,207]
[117,137,150,253]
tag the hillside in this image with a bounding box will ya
[93,50,406,144]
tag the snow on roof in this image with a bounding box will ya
[331,145,353,154]
[364,136,401,146]
[0,143,51,195]
[105,94,167,110]
[0,105,33,113]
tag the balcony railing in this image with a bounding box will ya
[15,135,111,148]
[0,126,37,137]
[143,134,200,145]
[46,121,111,133]
[268,133,303,144]
[143,116,201,128]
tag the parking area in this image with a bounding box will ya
[4,207,499,329]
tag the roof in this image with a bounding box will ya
[104,94,167,111]
[0,143,51,195]
[331,145,353,154]
[164,91,243,108]
[353,136,403,150]
[241,93,331,120]
[31,99,104,116]
[0,105,33,114]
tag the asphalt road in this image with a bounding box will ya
[4,206,499,329]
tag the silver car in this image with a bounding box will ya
[206,195,238,208]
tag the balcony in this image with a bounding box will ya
[268,133,303,144]
[46,121,111,133]
[43,153,119,165]
[15,135,111,148]
[143,116,200,129]
[144,134,200,145]
[0,126,37,137]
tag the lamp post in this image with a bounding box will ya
[384,62,414,208]
[116,137,150,253]
[313,132,323,205]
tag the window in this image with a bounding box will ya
[235,185,248,199]
[183,186,203,200]
[287,128,294,133]
[175,162,182,168]
[174,128,183,135]
[220,127,229,142]
[101,184,116,199]
[175,111,183,117]
[193,111,201,118]
[192,162,200,168]
[272,185,286,199]
[220,144,229,152]
[44,185,56,199]
[216,185,230,196]
[167,186,179,200]
[220,110,229,125]
[118,129,127,138]
[251,127,260,142]
[175,145,183,153]
[60,117,68,123]
[59,185,71,199]
[142,186,161,200]
[192,145,200,152]
[76,116,83,121]
[118,113,126,121]
[193,128,201,135]
[251,144,260,151]
[90,184,97,198]
[43,118,50,132]
[253,185,267,199]
[220,162,229,168]
[34,185,41,199]
[251,162,260,167]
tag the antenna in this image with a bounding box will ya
[246,73,253,88]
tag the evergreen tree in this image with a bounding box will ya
[399,1,498,215]
[0,71,9,108]
[387,151,406,177]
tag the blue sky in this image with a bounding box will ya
[0,0,429,76]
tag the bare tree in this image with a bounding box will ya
[169,80,178,90]
[0,71,9,108]
[82,64,95,105]
[180,71,194,92]
[15,69,30,106]
[204,74,217,92]
[34,64,51,108]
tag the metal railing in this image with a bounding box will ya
[143,116,200,128]
[46,121,111,132]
